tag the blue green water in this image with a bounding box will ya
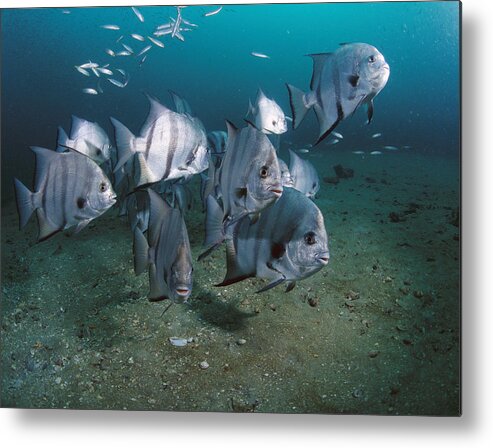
[1,2,459,200]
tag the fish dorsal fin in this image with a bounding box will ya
[246,99,254,118]
[144,92,170,119]
[225,120,238,141]
[70,115,90,139]
[288,148,302,174]
[168,89,193,115]
[243,118,260,131]
[56,126,70,153]
[58,143,95,161]
[30,146,58,192]
[307,53,332,91]
[256,88,267,102]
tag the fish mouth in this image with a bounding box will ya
[175,287,191,297]
[316,252,330,265]
[268,185,283,197]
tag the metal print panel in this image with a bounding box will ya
[0,1,461,415]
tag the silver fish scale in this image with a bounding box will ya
[140,109,204,183]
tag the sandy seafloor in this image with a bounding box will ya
[0,148,460,415]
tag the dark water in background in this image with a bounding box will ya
[1,1,459,200]
[1,1,460,202]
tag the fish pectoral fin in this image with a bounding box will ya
[270,242,286,259]
[74,219,91,234]
[148,295,169,303]
[285,281,296,293]
[255,278,285,294]
[366,99,375,124]
[348,74,360,87]
[235,187,247,199]
[249,212,260,224]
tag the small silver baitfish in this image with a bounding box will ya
[251,52,271,59]
[131,6,144,23]
[101,24,120,30]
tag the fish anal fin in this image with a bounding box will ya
[36,209,60,242]
[216,240,254,287]
[215,273,253,287]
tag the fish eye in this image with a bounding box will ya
[272,120,277,126]
[96,149,102,156]
[368,55,376,63]
[99,182,108,192]
[260,165,269,178]
[304,231,316,245]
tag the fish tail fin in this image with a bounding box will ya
[14,178,37,229]
[111,117,136,172]
[286,83,311,129]
[56,126,70,152]
[133,227,150,275]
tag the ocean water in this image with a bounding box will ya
[1,2,460,414]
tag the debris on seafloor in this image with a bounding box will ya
[333,164,354,179]
[323,176,340,185]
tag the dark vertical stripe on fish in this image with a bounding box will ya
[332,60,345,121]
[163,113,179,180]
[61,155,70,228]
[145,120,157,160]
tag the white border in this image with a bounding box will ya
[2,0,492,447]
